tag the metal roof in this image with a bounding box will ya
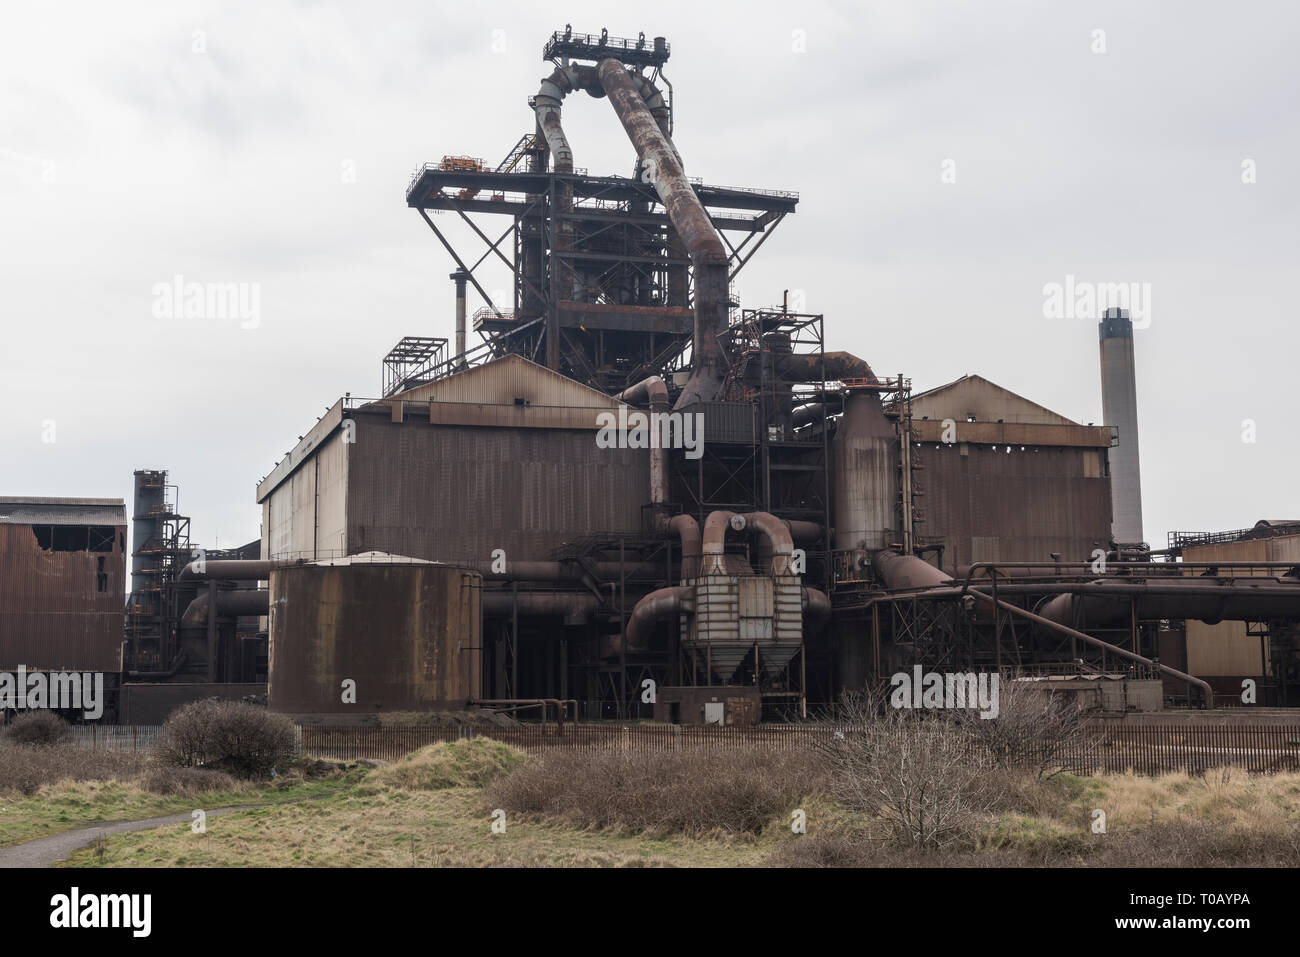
[0,497,126,526]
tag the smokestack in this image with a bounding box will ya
[450,270,468,369]
[1099,306,1144,544]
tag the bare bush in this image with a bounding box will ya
[3,710,72,747]
[814,689,1001,850]
[488,748,817,837]
[156,700,295,779]
[959,676,1095,776]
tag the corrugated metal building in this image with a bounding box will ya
[907,375,1113,569]
[257,354,650,565]
[0,497,127,671]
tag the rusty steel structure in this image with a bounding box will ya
[0,497,127,675]
[122,26,1300,722]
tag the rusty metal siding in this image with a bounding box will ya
[346,420,648,564]
[915,443,1111,570]
[268,562,481,713]
[0,523,126,671]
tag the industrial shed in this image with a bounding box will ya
[0,497,127,672]
[257,353,650,566]
[907,375,1114,570]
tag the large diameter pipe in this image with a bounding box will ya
[873,549,952,590]
[1037,580,1300,626]
[668,514,702,580]
[475,560,662,582]
[177,559,273,583]
[482,592,598,625]
[597,58,729,409]
[802,587,832,632]
[626,585,693,649]
[618,375,671,511]
[180,589,269,628]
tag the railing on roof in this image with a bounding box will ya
[542,30,669,68]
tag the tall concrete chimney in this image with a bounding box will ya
[1099,306,1144,544]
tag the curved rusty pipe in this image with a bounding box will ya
[533,65,578,173]
[701,510,742,575]
[668,514,702,580]
[743,512,796,575]
[597,58,729,410]
[802,587,832,633]
[626,585,693,649]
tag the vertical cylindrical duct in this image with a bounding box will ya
[450,270,468,367]
[1099,307,1144,544]
[832,390,898,553]
[130,469,166,592]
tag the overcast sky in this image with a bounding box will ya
[3,0,1296,552]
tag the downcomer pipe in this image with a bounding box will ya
[597,58,730,410]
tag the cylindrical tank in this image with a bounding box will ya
[268,556,481,714]
[832,391,898,552]
[1099,307,1143,544]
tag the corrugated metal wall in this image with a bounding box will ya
[262,431,348,561]
[0,523,126,671]
[915,443,1112,568]
[346,420,648,564]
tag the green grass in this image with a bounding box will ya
[63,785,781,868]
[0,772,360,849]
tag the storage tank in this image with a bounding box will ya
[832,389,898,552]
[268,553,481,713]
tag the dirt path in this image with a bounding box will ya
[0,805,261,868]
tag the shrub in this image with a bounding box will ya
[0,745,144,796]
[156,700,296,779]
[139,765,243,797]
[958,676,1096,776]
[488,748,817,837]
[814,689,1001,850]
[363,739,526,792]
[3,710,72,747]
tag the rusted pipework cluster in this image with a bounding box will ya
[870,547,1219,708]
[625,509,823,650]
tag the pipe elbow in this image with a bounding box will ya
[802,587,832,632]
[627,585,692,649]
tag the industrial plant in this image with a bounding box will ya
[5,28,1299,726]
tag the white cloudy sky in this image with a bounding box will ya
[2,0,1296,551]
